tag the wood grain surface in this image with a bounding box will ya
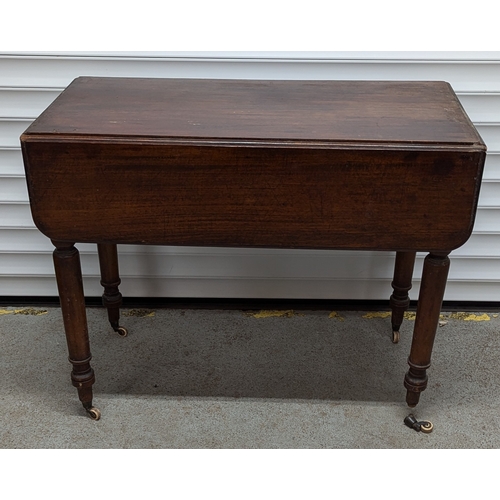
[19,77,488,414]
[21,77,486,251]
[24,77,484,147]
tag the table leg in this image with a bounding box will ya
[52,240,100,420]
[97,243,127,337]
[404,252,450,407]
[390,251,416,343]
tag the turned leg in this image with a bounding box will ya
[390,251,416,343]
[404,252,450,407]
[97,243,127,337]
[52,240,100,420]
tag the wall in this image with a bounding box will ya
[1,52,499,301]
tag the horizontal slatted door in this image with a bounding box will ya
[1,52,499,301]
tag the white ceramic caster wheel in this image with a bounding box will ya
[87,407,101,420]
[116,326,128,337]
[420,421,434,433]
[392,330,400,344]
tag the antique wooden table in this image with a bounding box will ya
[21,77,486,420]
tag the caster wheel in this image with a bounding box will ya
[115,326,128,337]
[87,407,101,420]
[420,421,434,434]
[404,414,433,433]
[392,330,400,344]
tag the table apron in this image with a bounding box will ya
[23,142,485,252]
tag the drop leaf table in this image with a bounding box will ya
[20,77,486,420]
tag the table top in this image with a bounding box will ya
[24,77,485,151]
[21,77,486,251]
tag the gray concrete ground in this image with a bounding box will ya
[1,305,499,448]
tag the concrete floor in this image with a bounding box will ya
[1,305,499,448]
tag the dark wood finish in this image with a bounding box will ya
[21,143,484,251]
[20,77,486,418]
[52,240,96,415]
[97,243,124,334]
[405,253,451,407]
[390,251,417,341]
[24,78,483,144]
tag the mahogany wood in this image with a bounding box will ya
[97,243,122,331]
[390,251,417,336]
[20,77,486,417]
[405,253,451,406]
[52,240,95,411]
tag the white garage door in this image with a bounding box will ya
[1,52,499,301]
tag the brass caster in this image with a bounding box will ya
[404,413,433,433]
[392,330,400,344]
[420,421,434,434]
[115,326,128,337]
[86,407,101,420]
